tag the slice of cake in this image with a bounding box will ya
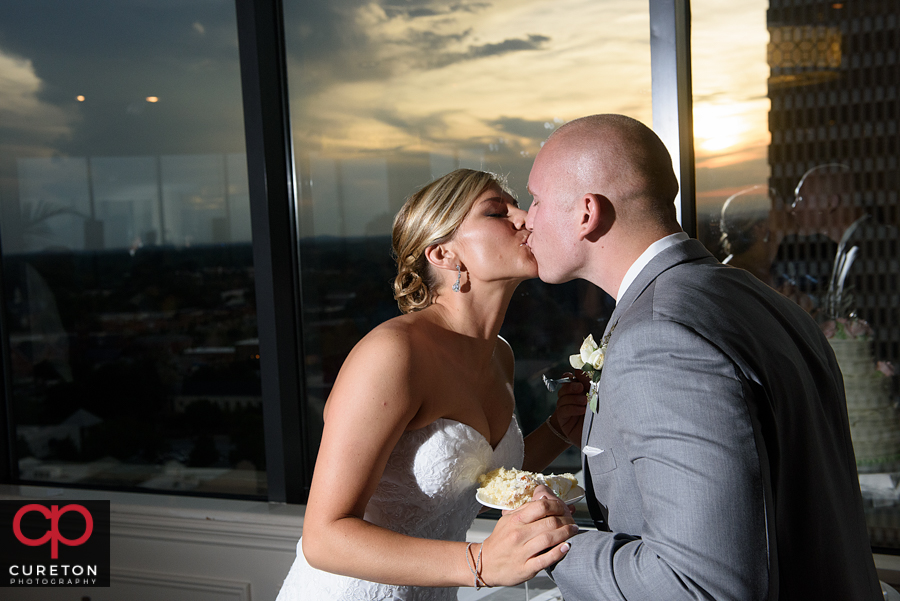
[477,467,578,509]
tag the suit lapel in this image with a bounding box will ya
[588,239,715,431]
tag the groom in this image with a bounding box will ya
[524,114,881,600]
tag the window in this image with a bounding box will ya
[0,0,655,502]
[694,0,900,550]
[0,1,265,496]
[281,0,653,479]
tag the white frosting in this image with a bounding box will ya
[831,337,899,472]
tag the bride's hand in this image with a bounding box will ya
[477,492,578,587]
[553,371,589,446]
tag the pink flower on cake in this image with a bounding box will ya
[844,317,873,339]
[821,317,873,340]
[877,361,896,378]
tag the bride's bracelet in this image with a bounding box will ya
[545,415,572,446]
[465,542,492,589]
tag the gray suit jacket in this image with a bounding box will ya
[548,239,880,600]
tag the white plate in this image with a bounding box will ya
[476,485,586,511]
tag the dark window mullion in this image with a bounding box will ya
[236,0,309,504]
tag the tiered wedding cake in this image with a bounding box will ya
[827,320,899,473]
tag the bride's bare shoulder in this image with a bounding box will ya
[323,314,434,420]
[345,313,431,367]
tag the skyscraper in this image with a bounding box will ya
[767,1,899,371]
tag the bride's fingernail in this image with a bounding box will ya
[560,542,570,553]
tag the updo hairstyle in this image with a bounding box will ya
[392,168,510,314]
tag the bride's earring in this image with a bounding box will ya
[452,265,461,292]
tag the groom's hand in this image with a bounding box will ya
[479,491,578,587]
[530,483,577,516]
[555,371,589,445]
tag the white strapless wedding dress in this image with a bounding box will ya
[276,415,525,601]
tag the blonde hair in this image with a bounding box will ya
[392,169,509,314]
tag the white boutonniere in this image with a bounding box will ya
[568,326,614,413]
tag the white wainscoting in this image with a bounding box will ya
[110,569,252,601]
[2,484,898,600]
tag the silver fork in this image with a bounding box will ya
[542,374,577,392]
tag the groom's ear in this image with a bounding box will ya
[577,193,611,242]
[424,244,457,271]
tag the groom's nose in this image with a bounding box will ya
[511,206,528,228]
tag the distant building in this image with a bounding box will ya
[767,1,899,367]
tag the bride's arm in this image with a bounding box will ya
[493,337,583,472]
[301,326,574,587]
[522,415,578,472]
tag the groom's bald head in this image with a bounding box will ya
[542,114,679,228]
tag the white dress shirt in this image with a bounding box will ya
[615,231,690,304]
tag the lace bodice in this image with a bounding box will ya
[276,415,525,601]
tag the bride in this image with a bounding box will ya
[276,168,585,600]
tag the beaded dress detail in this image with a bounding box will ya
[276,415,524,601]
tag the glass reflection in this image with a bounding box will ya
[694,0,900,549]
[0,1,265,496]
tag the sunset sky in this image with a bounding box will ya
[0,0,772,244]
[692,0,771,212]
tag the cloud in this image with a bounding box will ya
[467,34,550,58]
[422,34,551,69]
[0,51,75,154]
[1,0,654,177]
[381,1,492,20]
[406,29,472,52]
[488,117,561,142]
[0,1,248,157]
[285,2,549,83]
[369,107,459,145]
[289,0,654,164]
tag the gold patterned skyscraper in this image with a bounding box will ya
[766,1,899,374]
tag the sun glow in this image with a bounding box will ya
[693,103,749,153]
